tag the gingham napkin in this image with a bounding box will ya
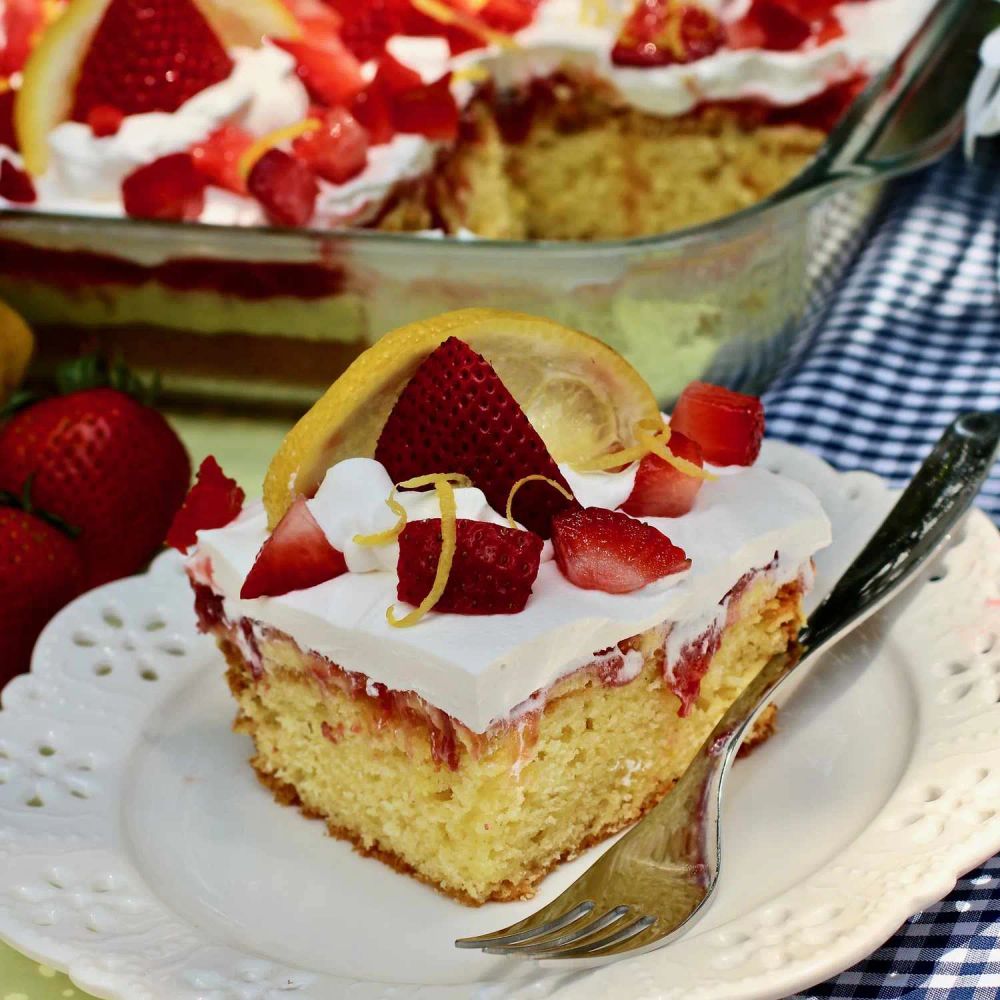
[766,150,1000,998]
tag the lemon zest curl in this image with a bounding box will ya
[505,475,575,529]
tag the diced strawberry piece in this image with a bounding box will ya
[0,0,46,78]
[167,456,245,554]
[191,124,254,194]
[247,148,318,227]
[374,337,577,538]
[280,0,343,34]
[727,0,811,51]
[328,0,405,60]
[351,85,394,145]
[671,381,765,467]
[292,107,368,184]
[391,73,460,140]
[552,507,690,594]
[620,431,705,518]
[397,518,543,614]
[121,152,206,221]
[70,0,233,122]
[241,496,347,599]
[376,52,425,95]
[0,159,36,203]
[479,0,540,33]
[87,104,125,137]
[274,35,365,108]
[612,0,724,68]
[0,90,16,151]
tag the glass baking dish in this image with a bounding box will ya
[0,0,989,410]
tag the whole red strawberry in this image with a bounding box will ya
[0,507,85,684]
[70,0,233,122]
[0,376,191,588]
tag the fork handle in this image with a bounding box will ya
[803,412,1000,653]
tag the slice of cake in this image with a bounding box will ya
[171,308,830,904]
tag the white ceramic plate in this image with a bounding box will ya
[0,441,998,1000]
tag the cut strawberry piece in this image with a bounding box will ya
[479,0,540,33]
[553,507,690,594]
[351,84,394,145]
[275,35,366,108]
[70,0,233,122]
[191,124,254,194]
[620,431,705,518]
[292,107,369,184]
[374,337,577,538]
[391,73,460,140]
[241,496,347,599]
[376,51,425,95]
[328,0,405,60]
[0,159,36,203]
[167,456,245,554]
[86,104,125,137]
[671,381,765,467]
[727,0,811,51]
[247,148,318,227]
[612,0,724,68]
[0,90,17,151]
[0,0,46,78]
[397,518,543,614]
[121,152,206,221]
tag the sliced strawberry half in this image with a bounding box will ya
[191,124,254,194]
[612,0,724,67]
[167,455,245,554]
[241,496,347,599]
[620,431,705,518]
[246,148,318,227]
[0,159,36,203]
[70,0,234,123]
[552,507,690,594]
[670,381,765,467]
[726,0,814,51]
[397,518,543,614]
[374,337,577,538]
[121,152,206,221]
[292,107,368,184]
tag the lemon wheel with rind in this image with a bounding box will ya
[263,308,662,529]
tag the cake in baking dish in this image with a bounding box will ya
[171,309,831,903]
[2,0,936,238]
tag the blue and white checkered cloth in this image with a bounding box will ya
[766,149,1000,998]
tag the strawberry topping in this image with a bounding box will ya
[727,0,841,51]
[374,337,576,538]
[275,35,366,108]
[191,124,254,194]
[391,73,460,140]
[292,108,369,184]
[397,518,543,614]
[247,148,319,227]
[328,0,405,61]
[552,507,690,594]
[241,496,348,599]
[121,152,206,221]
[86,104,125,137]
[0,159,36,203]
[167,456,245,554]
[612,0,724,67]
[670,381,765,467]
[70,0,233,123]
[620,431,705,518]
[0,90,17,151]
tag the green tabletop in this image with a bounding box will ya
[0,408,295,999]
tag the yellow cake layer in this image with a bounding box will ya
[213,575,803,905]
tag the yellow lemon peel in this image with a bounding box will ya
[352,493,408,547]
[397,472,472,491]
[505,475,575,529]
[572,419,715,480]
[409,0,517,47]
[387,474,461,628]
[238,117,321,179]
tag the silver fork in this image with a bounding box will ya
[456,412,1000,962]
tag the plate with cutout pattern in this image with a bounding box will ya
[0,440,998,1000]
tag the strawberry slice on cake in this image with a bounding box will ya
[182,308,830,905]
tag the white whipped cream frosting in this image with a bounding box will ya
[191,456,830,733]
[1,0,937,224]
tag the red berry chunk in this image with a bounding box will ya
[0,159,36,203]
[727,0,818,51]
[391,73,460,140]
[87,104,125,137]
[671,381,764,467]
[167,456,245,554]
[191,124,254,194]
[328,0,405,61]
[241,496,347,599]
[397,518,543,614]
[620,431,705,518]
[292,108,369,184]
[276,35,366,108]
[0,90,17,151]
[552,507,690,594]
[612,0,724,67]
[121,152,206,221]
[247,148,318,227]
[374,337,576,538]
[70,0,233,122]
